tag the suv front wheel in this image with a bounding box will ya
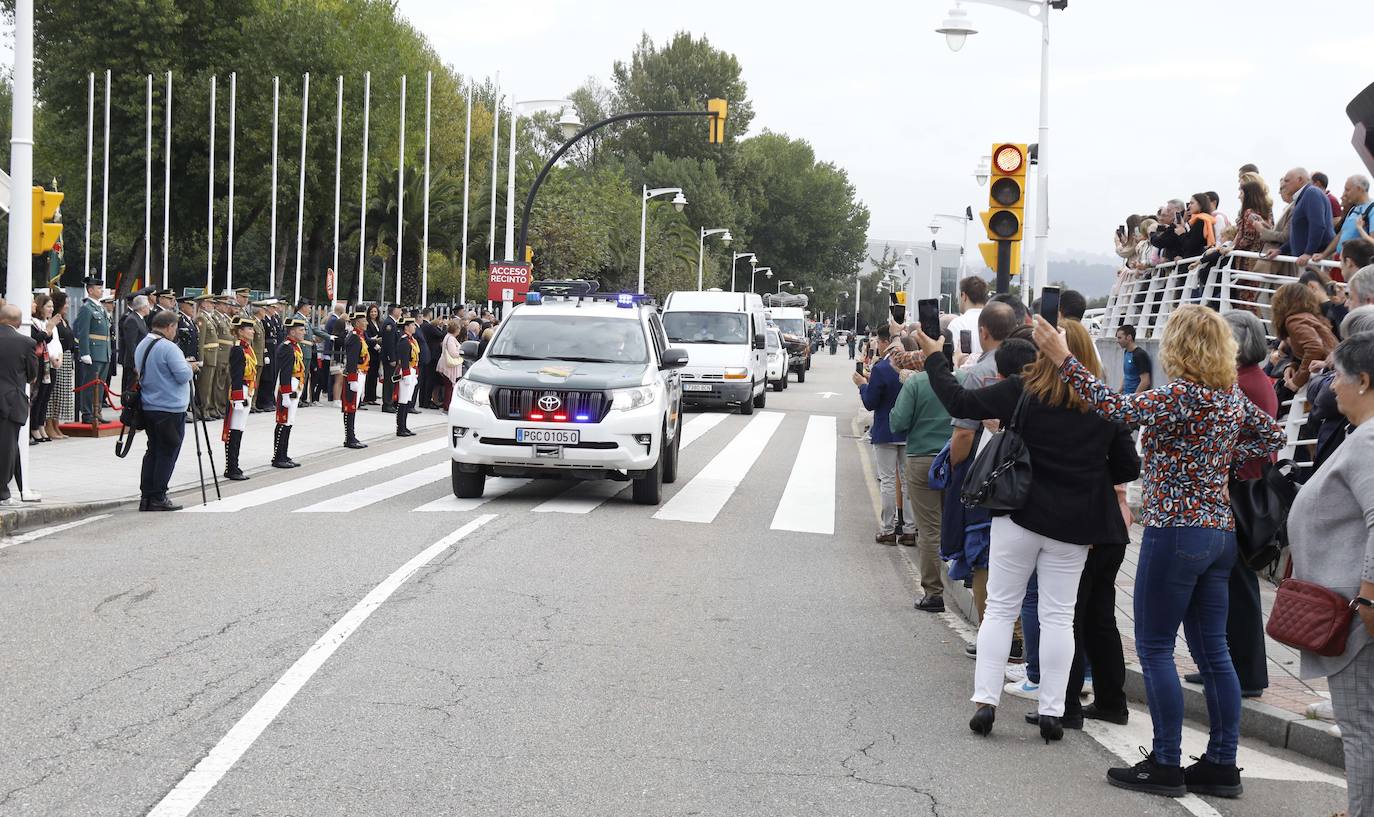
[452,462,486,498]
[632,454,662,505]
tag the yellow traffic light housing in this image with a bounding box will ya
[978,241,1022,277]
[707,98,728,144]
[980,143,1027,242]
[524,244,534,264]
[31,186,63,255]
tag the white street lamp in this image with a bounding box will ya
[751,266,772,294]
[776,279,794,294]
[936,0,1064,301]
[730,251,757,292]
[929,208,974,280]
[974,154,992,186]
[639,185,687,294]
[503,97,579,263]
[698,227,732,291]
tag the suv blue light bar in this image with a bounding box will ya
[525,292,543,305]
[617,293,636,308]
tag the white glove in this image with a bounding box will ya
[80,354,92,365]
[264,356,271,364]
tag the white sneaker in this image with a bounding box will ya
[1005,664,1028,684]
[1307,700,1335,721]
[20,490,42,503]
[1005,678,1040,700]
[0,497,19,508]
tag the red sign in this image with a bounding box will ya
[325,268,336,302]
[487,262,532,303]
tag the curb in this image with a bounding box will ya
[926,554,1344,769]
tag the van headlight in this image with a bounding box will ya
[723,367,750,380]
[454,379,492,407]
[610,385,657,412]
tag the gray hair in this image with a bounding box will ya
[1341,305,1374,338]
[1223,310,1269,367]
[130,295,150,310]
[1167,198,1186,212]
[1350,175,1371,193]
[1351,265,1374,307]
[1333,330,1374,386]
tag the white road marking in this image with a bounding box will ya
[412,477,530,512]
[184,439,446,513]
[295,464,448,513]
[530,412,730,515]
[0,514,110,550]
[770,415,836,534]
[144,514,497,817]
[654,411,785,524]
[816,391,838,398]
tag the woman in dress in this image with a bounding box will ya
[46,290,77,438]
[28,295,58,443]
[436,318,465,409]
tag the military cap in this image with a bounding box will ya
[282,317,306,329]
[157,289,176,298]
[82,275,102,287]
[400,316,417,326]
[194,293,215,302]
[235,287,251,296]
[250,299,275,307]
[176,295,197,304]
[350,310,369,321]
[230,316,255,329]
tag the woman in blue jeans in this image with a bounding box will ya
[1034,305,1285,799]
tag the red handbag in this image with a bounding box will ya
[1266,560,1357,657]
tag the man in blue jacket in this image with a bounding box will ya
[1267,167,1336,269]
[135,311,200,512]
[853,325,915,545]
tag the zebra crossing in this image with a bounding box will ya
[190,411,841,534]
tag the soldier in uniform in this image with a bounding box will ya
[393,316,421,438]
[149,289,177,330]
[212,296,235,419]
[255,300,282,412]
[341,310,370,450]
[223,316,257,481]
[292,299,315,408]
[194,295,219,418]
[71,276,112,424]
[272,318,308,468]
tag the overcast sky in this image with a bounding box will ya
[401,0,1367,261]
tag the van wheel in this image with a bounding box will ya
[740,383,755,415]
[797,366,806,384]
[782,374,789,390]
[632,454,662,505]
[753,382,767,409]
[806,356,812,371]
[452,462,485,498]
[661,418,680,484]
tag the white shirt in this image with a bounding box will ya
[948,307,983,367]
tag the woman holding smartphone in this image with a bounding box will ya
[914,320,1140,744]
[1034,305,1285,799]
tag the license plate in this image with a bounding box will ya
[516,428,579,445]
[683,383,713,392]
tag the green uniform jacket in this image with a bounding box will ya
[72,297,112,363]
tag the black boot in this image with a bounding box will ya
[344,413,367,449]
[280,426,300,467]
[272,424,294,468]
[225,430,249,481]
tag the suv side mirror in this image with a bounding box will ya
[660,348,688,369]
[752,333,766,350]
[460,340,481,360]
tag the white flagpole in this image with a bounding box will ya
[488,74,500,268]
[83,72,93,281]
[395,74,406,306]
[145,74,152,284]
[101,69,110,287]
[459,84,472,307]
[294,73,310,306]
[420,71,431,308]
[357,71,371,303]
[332,75,343,286]
[206,76,215,292]
[162,71,171,290]
[226,71,237,291]
[268,76,279,297]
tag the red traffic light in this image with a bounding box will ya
[993,144,1024,174]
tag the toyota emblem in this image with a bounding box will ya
[537,394,562,412]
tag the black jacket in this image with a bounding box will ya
[380,315,399,362]
[120,312,149,371]
[925,351,1140,546]
[420,321,443,365]
[0,325,38,424]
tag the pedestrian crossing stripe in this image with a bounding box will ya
[653,411,784,525]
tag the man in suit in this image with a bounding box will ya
[72,276,112,424]
[254,299,281,411]
[379,303,401,413]
[0,305,38,506]
[1266,167,1337,269]
[418,308,444,409]
[120,295,152,398]
[292,299,316,407]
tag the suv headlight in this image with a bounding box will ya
[723,367,749,380]
[610,385,657,412]
[454,379,492,407]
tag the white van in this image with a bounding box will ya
[661,290,769,414]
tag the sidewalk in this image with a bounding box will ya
[1,404,447,531]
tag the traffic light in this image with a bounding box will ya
[524,244,533,264]
[980,142,1027,242]
[978,240,1022,277]
[707,98,728,144]
[31,186,63,256]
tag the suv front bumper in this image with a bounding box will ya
[448,398,660,478]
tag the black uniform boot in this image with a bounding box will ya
[272,424,294,468]
[344,414,367,449]
[225,430,249,481]
[280,426,300,467]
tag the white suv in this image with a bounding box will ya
[449,294,686,505]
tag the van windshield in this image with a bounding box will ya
[663,312,749,345]
[772,318,804,338]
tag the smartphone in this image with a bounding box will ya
[1117,225,1126,240]
[917,298,940,342]
[855,361,864,375]
[888,293,906,325]
[1040,286,1061,329]
[1176,211,1186,225]
[959,329,972,355]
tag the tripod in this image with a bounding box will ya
[187,376,222,505]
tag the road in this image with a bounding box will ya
[0,347,1349,817]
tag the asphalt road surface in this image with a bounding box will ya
[0,347,1349,817]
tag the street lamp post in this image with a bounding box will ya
[750,266,772,294]
[936,0,1065,302]
[775,279,794,294]
[698,227,732,291]
[503,97,581,262]
[928,208,973,279]
[639,186,688,294]
[730,252,757,292]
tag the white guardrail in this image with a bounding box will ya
[1098,249,1341,469]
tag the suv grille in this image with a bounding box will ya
[489,388,611,423]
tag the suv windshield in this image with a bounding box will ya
[488,313,648,364]
[663,312,749,345]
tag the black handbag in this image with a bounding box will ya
[118,338,161,434]
[1230,459,1298,571]
[960,389,1033,512]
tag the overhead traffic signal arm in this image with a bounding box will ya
[31,186,63,255]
